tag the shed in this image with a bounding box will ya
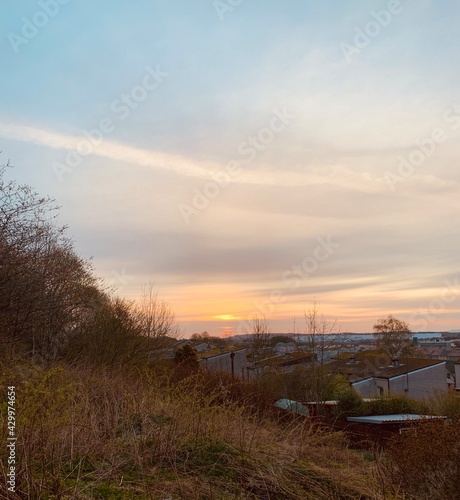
[274,399,309,416]
[347,414,446,433]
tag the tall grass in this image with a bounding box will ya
[0,361,390,499]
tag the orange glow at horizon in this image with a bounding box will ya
[213,314,242,321]
[141,278,459,336]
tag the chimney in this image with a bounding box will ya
[391,359,400,367]
[348,355,357,365]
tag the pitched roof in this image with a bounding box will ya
[330,352,445,382]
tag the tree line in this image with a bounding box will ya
[0,163,178,367]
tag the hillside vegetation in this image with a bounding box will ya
[0,363,389,499]
[1,164,460,499]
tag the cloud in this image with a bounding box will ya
[0,121,214,179]
[0,121,392,194]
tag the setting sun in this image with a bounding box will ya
[213,314,241,321]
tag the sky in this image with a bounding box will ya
[1,0,460,336]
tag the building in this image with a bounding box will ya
[347,413,446,431]
[199,348,247,378]
[330,352,447,400]
[414,338,453,348]
[417,346,460,362]
[245,352,314,380]
[345,414,447,447]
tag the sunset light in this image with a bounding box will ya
[2,1,459,337]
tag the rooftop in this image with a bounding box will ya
[197,347,245,359]
[256,351,314,368]
[347,414,446,425]
[330,352,445,382]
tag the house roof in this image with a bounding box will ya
[198,347,245,359]
[330,352,445,382]
[419,346,460,358]
[347,414,446,425]
[256,351,314,368]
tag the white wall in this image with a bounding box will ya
[353,378,378,398]
[352,363,447,400]
[389,363,447,400]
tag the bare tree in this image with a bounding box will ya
[1,164,181,368]
[373,315,415,359]
[66,295,141,366]
[249,316,272,364]
[133,283,180,348]
[191,331,228,347]
[290,301,346,405]
[294,300,342,365]
[191,331,210,342]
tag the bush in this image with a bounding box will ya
[335,389,364,418]
[383,419,460,499]
[363,394,426,416]
[427,391,460,419]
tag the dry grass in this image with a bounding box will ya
[381,419,460,500]
[1,362,405,499]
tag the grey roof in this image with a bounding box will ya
[347,414,446,424]
[330,353,445,382]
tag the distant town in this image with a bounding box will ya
[171,329,460,397]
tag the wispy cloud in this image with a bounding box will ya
[0,121,389,193]
[0,122,213,179]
